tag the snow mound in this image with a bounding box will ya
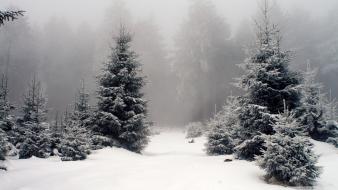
[0,131,337,190]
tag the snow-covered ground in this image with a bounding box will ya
[0,130,337,190]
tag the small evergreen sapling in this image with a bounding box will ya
[297,62,326,140]
[18,76,51,159]
[58,81,92,161]
[185,122,204,138]
[257,112,321,186]
[205,123,234,155]
[58,111,90,161]
[205,95,239,155]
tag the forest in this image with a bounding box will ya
[0,0,338,190]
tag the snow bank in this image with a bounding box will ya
[0,131,337,190]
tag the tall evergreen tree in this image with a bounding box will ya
[0,10,23,169]
[232,0,301,160]
[91,26,150,153]
[0,74,15,136]
[236,1,301,115]
[17,76,50,159]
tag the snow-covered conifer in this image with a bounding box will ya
[235,135,265,161]
[297,63,327,140]
[232,1,300,160]
[91,26,150,153]
[0,10,24,26]
[205,95,239,155]
[257,112,321,186]
[235,0,301,115]
[185,122,204,138]
[17,76,51,159]
[205,123,234,155]
[0,128,8,170]
[73,79,91,124]
[58,109,91,161]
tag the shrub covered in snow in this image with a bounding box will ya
[0,128,7,170]
[59,138,89,161]
[205,124,234,155]
[185,122,205,138]
[326,137,338,148]
[18,123,51,159]
[234,135,265,161]
[257,113,321,186]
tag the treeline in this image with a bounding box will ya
[1,0,338,125]
[0,11,151,170]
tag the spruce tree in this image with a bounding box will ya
[92,26,150,153]
[297,63,327,140]
[58,82,92,161]
[205,95,239,155]
[233,0,300,160]
[73,79,91,123]
[0,75,16,167]
[205,124,234,155]
[0,74,15,138]
[58,110,90,161]
[17,76,50,159]
[236,1,301,115]
[257,112,321,186]
[0,10,24,26]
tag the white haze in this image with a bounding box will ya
[0,0,336,43]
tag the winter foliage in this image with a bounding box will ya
[185,122,205,139]
[257,113,321,186]
[205,95,239,155]
[17,76,50,159]
[1,1,337,189]
[0,10,24,26]
[230,1,301,161]
[205,123,234,155]
[297,63,327,139]
[91,26,150,153]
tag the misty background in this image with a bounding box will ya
[0,0,338,126]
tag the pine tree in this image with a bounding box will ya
[0,74,15,137]
[73,79,90,123]
[0,10,24,26]
[0,9,23,169]
[91,26,150,153]
[205,95,239,155]
[0,74,16,170]
[297,62,327,140]
[58,110,90,161]
[233,0,300,160]
[17,76,50,159]
[205,123,234,155]
[257,112,321,186]
[0,128,8,170]
[236,1,301,115]
[48,111,64,156]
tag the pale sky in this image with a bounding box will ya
[0,0,336,40]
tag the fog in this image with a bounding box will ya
[1,0,338,126]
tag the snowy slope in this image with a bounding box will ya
[0,131,337,190]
